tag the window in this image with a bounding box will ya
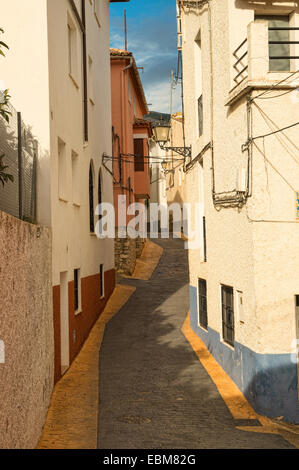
[134,139,145,172]
[89,163,95,232]
[72,150,80,205]
[74,269,81,313]
[198,95,203,137]
[255,15,291,72]
[221,285,235,347]
[236,291,244,323]
[67,14,78,82]
[88,56,95,105]
[198,279,208,329]
[58,138,67,201]
[203,216,207,262]
[100,264,104,298]
[98,170,103,232]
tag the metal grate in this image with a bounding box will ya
[198,278,208,329]
[221,285,235,347]
[0,103,37,223]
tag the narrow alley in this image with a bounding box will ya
[98,238,294,449]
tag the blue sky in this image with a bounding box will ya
[109,0,181,113]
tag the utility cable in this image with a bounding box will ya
[251,121,299,141]
[251,70,299,101]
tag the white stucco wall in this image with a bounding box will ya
[47,0,114,286]
[181,0,299,355]
[0,0,51,226]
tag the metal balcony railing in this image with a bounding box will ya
[232,38,248,88]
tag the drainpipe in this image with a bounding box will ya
[121,57,133,188]
[207,0,215,200]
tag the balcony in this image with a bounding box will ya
[226,20,299,105]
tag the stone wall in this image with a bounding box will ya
[0,211,54,448]
[115,236,146,281]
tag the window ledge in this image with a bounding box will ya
[73,202,81,208]
[69,73,79,89]
[221,338,235,351]
[75,309,82,317]
[198,323,208,333]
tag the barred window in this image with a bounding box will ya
[198,279,208,329]
[255,15,291,72]
[221,285,235,347]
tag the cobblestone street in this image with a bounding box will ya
[98,237,295,449]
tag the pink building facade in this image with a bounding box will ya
[110,49,151,223]
[110,49,151,277]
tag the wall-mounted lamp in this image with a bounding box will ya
[152,123,191,159]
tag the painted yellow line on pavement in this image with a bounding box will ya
[127,240,163,281]
[182,313,257,420]
[37,284,136,450]
[182,312,299,448]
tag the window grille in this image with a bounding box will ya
[221,285,235,347]
[198,279,208,329]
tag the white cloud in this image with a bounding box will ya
[145,81,181,114]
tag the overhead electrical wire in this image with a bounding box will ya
[251,69,299,101]
[255,88,297,100]
[121,153,185,162]
[251,121,299,141]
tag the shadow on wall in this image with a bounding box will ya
[189,286,299,424]
[244,362,299,424]
[99,238,295,448]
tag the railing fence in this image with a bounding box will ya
[0,102,37,223]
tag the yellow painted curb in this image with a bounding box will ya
[37,284,136,449]
[182,312,299,448]
[126,239,163,281]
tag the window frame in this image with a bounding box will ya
[198,278,208,330]
[254,14,291,72]
[134,138,145,172]
[67,13,79,86]
[74,268,82,314]
[221,285,235,347]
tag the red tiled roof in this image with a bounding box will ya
[110,48,132,57]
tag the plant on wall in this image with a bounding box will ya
[0,154,14,186]
[0,28,13,185]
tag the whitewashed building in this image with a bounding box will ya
[1,0,128,383]
[178,0,299,423]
